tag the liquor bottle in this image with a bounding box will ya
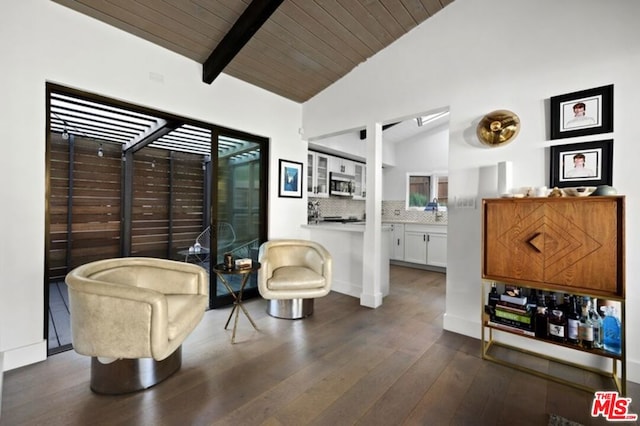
[560,293,571,316]
[589,298,603,349]
[602,305,621,355]
[548,310,566,343]
[548,293,558,311]
[566,295,580,345]
[534,292,548,339]
[526,288,537,312]
[488,283,500,308]
[578,303,594,349]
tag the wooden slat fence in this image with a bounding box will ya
[48,136,206,281]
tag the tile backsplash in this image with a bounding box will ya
[381,200,448,224]
[309,198,448,224]
[310,197,366,219]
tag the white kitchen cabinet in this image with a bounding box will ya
[426,232,447,267]
[404,230,428,264]
[307,152,330,197]
[402,224,447,268]
[330,156,355,175]
[353,162,366,199]
[389,223,404,260]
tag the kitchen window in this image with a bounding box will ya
[406,172,448,210]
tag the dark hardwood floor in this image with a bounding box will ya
[48,281,72,354]
[2,266,638,425]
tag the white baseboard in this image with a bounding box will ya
[625,358,640,385]
[443,312,479,339]
[330,279,361,300]
[2,340,47,371]
[330,279,385,308]
[359,291,383,309]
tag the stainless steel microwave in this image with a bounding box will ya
[329,172,355,196]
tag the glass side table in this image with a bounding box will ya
[213,262,260,343]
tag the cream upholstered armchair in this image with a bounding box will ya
[65,257,208,394]
[258,239,332,319]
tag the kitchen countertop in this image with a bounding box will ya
[382,220,447,226]
[302,222,391,232]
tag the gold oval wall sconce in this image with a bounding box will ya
[476,109,521,147]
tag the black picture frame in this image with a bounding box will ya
[550,84,613,140]
[549,139,613,188]
[278,159,303,198]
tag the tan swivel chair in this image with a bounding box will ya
[65,257,208,394]
[258,239,332,319]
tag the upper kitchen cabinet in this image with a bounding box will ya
[307,151,330,198]
[353,163,366,199]
[329,156,355,175]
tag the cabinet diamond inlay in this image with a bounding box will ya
[497,206,602,278]
[543,206,603,281]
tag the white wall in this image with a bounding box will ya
[0,0,304,370]
[382,123,449,201]
[303,0,640,382]
[308,129,366,160]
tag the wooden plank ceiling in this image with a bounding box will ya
[51,0,454,103]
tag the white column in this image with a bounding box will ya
[361,122,384,308]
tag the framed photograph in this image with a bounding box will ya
[278,159,303,198]
[550,84,613,140]
[549,139,613,188]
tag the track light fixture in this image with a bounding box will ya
[97,144,104,157]
[62,127,69,140]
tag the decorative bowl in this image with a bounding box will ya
[592,185,617,196]
[563,186,596,197]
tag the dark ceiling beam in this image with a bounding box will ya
[203,0,285,85]
[124,120,182,154]
[359,122,401,140]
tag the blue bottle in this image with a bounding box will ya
[602,305,621,355]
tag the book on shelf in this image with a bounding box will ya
[490,315,534,331]
[495,301,530,314]
[500,294,527,306]
[487,320,535,337]
[494,307,532,325]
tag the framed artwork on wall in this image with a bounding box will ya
[550,84,613,140]
[278,159,303,198]
[549,139,613,188]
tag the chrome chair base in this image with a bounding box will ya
[90,346,182,394]
[267,298,314,319]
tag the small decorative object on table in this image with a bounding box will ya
[549,187,564,197]
[592,185,617,196]
[224,252,234,270]
[563,186,596,197]
[235,258,252,269]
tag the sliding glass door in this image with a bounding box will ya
[209,130,268,308]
